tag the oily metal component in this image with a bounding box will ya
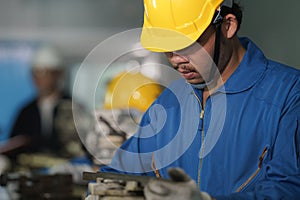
[83,172,171,200]
[83,172,170,187]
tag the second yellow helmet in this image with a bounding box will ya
[104,71,163,112]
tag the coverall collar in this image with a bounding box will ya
[215,37,268,94]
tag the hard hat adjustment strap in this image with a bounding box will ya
[213,23,222,67]
[212,0,235,69]
[213,9,223,25]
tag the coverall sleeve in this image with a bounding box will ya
[100,105,158,177]
[215,94,300,200]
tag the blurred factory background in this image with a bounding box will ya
[0,0,299,141]
[0,0,299,199]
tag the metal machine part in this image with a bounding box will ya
[85,109,142,166]
[83,172,171,200]
[1,173,83,200]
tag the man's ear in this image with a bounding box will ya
[222,14,238,39]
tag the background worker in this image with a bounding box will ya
[100,0,300,199]
[7,45,80,159]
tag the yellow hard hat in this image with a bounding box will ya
[104,71,163,112]
[141,0,224,52]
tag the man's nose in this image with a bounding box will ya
[166,52,188,63]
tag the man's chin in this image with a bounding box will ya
[186,79,204,85]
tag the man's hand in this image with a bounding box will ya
[144,168,212,200]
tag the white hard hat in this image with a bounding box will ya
[32,45,63,70]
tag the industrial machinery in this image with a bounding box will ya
[0,172,86,200]
[83,171,170,200]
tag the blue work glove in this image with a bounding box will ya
[144,168,212,200]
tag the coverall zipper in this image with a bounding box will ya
[150,91,206,179]
[193,92,205,189]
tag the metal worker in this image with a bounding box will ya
[101,0,300,199]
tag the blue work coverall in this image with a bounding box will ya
[101,38,300,199]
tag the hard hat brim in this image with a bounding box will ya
[140,26,199,53]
